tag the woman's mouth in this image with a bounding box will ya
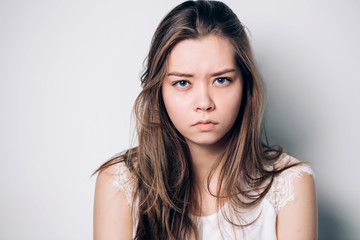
[192,121,218,131]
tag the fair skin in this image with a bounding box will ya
[162,35,243,216]
[94,168,133,240]
[93,34,317,239]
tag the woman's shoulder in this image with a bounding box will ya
[266,153,315,214]
[94,160,135,239]
[106,160,136,206]
[95,158,137,206]
[274,153,314,177]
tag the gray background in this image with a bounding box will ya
[0,0,359,239]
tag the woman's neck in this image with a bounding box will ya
[187,141,227,216]
[187,141,225,192]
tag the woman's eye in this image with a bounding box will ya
[173,80,190,88]
[214,77,231,85]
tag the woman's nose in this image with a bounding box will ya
[193,85,215,112]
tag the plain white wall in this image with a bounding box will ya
[0,0,359,239]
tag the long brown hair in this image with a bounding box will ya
[96,1,298,239]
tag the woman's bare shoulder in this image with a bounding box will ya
[275,169,317,239]
[268,154,317,239]
[93,162,134,240]
[267,154,315,211]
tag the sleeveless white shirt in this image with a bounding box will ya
[112,154,314,240]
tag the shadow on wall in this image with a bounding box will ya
[263,112,354,239]
[318,197,352,240]
[260,67,355,239]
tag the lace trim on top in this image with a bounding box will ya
[112,155,314,213]
[266,155,314,214]
[112,161,135,205]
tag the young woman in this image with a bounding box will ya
[93,1,317,239]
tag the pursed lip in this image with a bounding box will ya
[191,120,218,126]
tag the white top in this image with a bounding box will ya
[112,154,314,240]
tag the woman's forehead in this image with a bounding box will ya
[166,35,237,75]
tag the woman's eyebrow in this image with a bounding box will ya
[167,72,193,77]
[167,68,236,78]
[210,68,236,77]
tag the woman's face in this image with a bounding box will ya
[162,34,243,149]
